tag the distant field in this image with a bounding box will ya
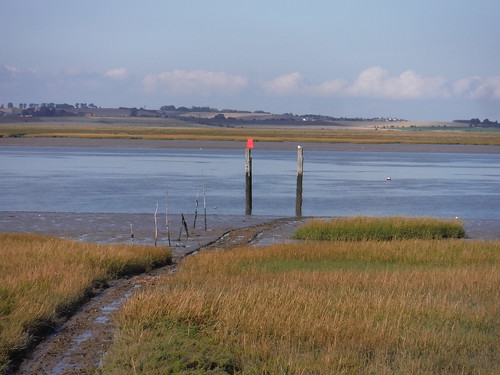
[1,118,500,145]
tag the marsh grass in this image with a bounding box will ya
[0,233,171,373]
[292,216,466,241]
[101,239,499,374]
[2,123,500,145]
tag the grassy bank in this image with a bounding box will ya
[0,234,171,373]
[101,238,499,374]
[1,123,500,145]
[292,216,466,241]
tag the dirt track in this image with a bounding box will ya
[9,216,303,375]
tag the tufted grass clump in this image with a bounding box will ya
[292,216,465,241]
[0,233,171,374]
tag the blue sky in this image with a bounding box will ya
[1,0,499,121]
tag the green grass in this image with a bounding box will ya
[292,216,466,241]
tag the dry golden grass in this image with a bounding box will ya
[0,233,171,373]
[1,123,500,145]
[102,239,499,374]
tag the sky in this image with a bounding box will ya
[1,0,500,121]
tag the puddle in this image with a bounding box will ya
[74,331,93,345]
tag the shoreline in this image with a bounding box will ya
[1,137,500,153]
[1,211,498,243]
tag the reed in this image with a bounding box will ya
[292,216,466,241]
[0,233,171,373]
[101,239,499,374]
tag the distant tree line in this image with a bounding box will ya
[1,101,408,123]
[159,105,268,114]
[453,118,500,128]
[1,102,97,110]
[0,102,99,117]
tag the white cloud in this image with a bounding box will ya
[453,76,482,96]
[307,78,347,96]
[452,75,500,100]
[142,70,248,95]
[468,76,500,100]
[263,67,450,99]
[262,72,303,95]
[63,67,91,76]
[345,67,449,99]
[5,65,22,75]
[105,67,128,80]
[262,72,347,97]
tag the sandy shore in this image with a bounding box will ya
[1,137,500,153]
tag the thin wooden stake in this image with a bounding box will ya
[182,214,189,238]
[193,190,199,229]
[202,172,207,231]
[154,202,159,246]
[178,213,189,240]
[129,223,134,243]
[165,187,171,246]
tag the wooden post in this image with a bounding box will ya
[296,146,303,217]
[245,147,252,215]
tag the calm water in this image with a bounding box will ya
[1,147,499,221]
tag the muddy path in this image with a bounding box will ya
[9,216,304,375]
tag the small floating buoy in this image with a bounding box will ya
[386,177,392,181]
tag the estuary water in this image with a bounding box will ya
[1,146,499,224]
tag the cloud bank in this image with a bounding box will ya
[262,67,452,100]
[2,65,500,107]
[142,70,248,96]
[105,68,128,80]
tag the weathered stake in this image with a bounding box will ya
[296,146,303,217]
[154,202,159,246]
[165,187,171,246]
[202,173,207,230]
[178,213,189,240]
[193,190,199,229]
[245,147,252,215]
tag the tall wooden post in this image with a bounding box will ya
[245,147,252,215]
[296,146,303,217]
